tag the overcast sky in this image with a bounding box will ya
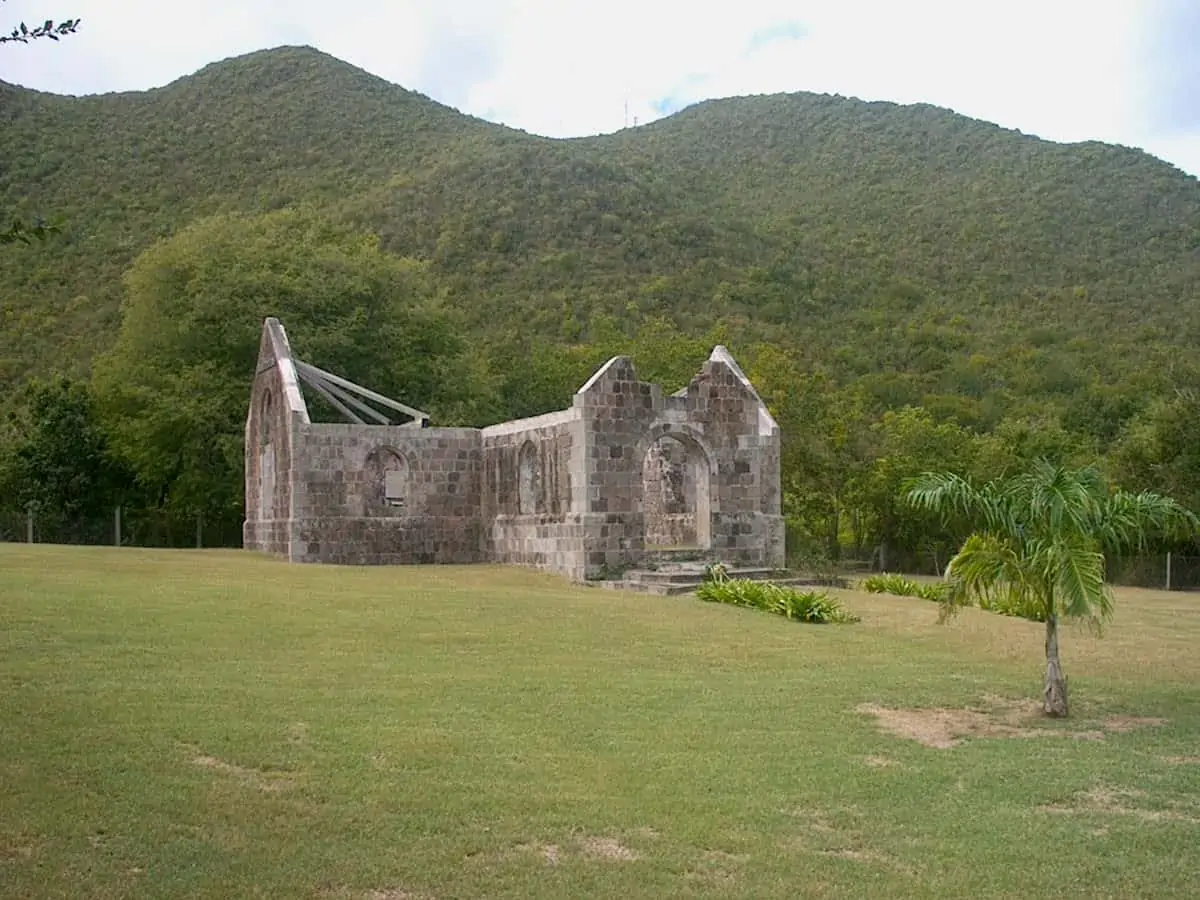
[3,0,1199,177]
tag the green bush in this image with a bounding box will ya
[915,582,950,602]
[977,589,1048,622]
[703,562,730,583]
[696,579,859,624]
[863,571,1044,620]
[861,572,948,602]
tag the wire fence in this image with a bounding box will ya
[0,507,243,549]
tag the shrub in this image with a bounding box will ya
[863,573,919,596]
[862,571,1043,620]
[978,589,1048,622]
[696,579,859,624]
[862,572,948,602]
[703,561,730,584]
[915,581,950,602]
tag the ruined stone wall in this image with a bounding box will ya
[243,323,307,557]
[687,359,784,567]
[575,350,785,578]
[288,424,485,565]
[573,359,657,577]
[481,409,587,579]
[245,318,782,577]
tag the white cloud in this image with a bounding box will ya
[0,0,1197,176]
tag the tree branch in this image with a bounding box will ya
[0,8,79,44]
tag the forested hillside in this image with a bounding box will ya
[2,46,1198,561]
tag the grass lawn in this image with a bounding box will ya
[2,546,1199,899]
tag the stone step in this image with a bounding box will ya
[590,570,843,597]
[624,567,778,585]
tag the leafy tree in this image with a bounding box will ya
[906,460,1196,716]
[92,207,485,531]
[854,407,985,571]
[1111,389,1200,515]
[746,344,876,562]
[0,377,133,533]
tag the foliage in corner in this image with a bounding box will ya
[1,3,80,45]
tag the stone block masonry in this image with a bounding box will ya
[244,318,784,581]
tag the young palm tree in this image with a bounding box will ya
[906,460,1196,717]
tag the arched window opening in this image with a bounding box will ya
[368,447,410,513]
[518,441,540,515]
[259,390,275,520]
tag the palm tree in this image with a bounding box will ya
[905,460,1196,717]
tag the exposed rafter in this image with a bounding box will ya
[292,359,430,426]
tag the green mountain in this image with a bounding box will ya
[3,45,1199,401]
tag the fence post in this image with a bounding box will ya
[114,506,122,547]
[1166,552,1173,592]
[196,514,202,549]
[26,504,33,544]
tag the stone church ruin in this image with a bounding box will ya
[244,317,784,581]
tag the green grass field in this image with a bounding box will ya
[2,546,1199,899]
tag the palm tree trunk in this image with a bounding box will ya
[1043,614,1069,717]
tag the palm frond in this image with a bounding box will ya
[905,472,1016,539]
[1010,459,1103,540]
[1100,490,1199,554]
[943,533,1040,619]
[904,472,979,521]
[1049,539,1111,623]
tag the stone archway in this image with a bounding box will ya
[640,430,712,551]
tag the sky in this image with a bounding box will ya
[2,0,1199,177]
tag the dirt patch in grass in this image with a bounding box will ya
[856,697,1163,749]
[684,850,748,885]
[819,848,916,875]
[703,849,750,864]
[1040,785,1200,824]
[1103,716,1167,733]
[1162,756,1200,765]
[578,836,639,861]
[864,755,899,768]
[366,890,424,900]
[515,836,638,864]
[516,842,561,865]
[0,840,36,862]
[189,749,297,793]
[782,807,839,833]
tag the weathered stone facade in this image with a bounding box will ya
[244,318,784,579]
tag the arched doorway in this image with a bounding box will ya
[641,433,711,550]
